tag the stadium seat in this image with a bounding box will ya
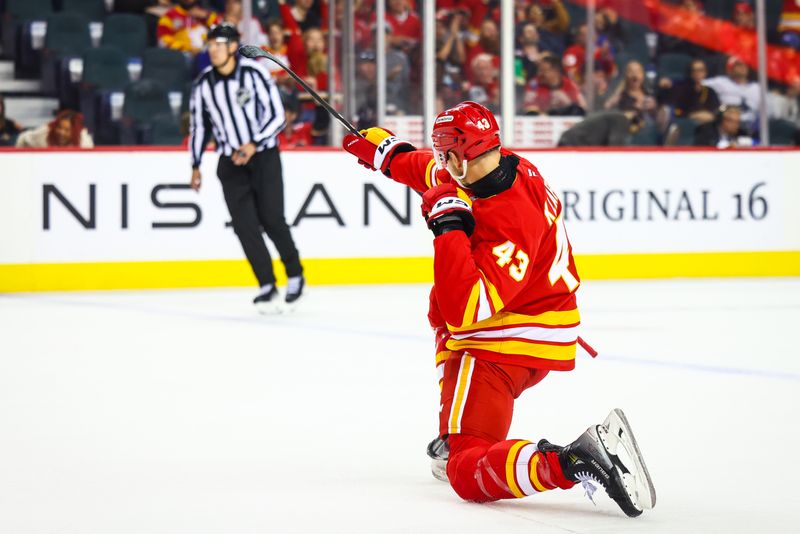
[658,52,693,80]
[768,118,798,146]
[144,113,183,145]
[40,12,91,100]
[672,117,700,146]
[120,79,171,143]
[62,0,106,22]
[2,0,53,76]
[141,47,189,91]
[82,45,129,91]
[101,14,147,58]
[630,123,661,146]
[79,45,130,133]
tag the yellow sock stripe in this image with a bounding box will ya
[530,454,548,492]
[448,355,474,435]
[505,441,530,499]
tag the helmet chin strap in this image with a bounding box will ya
[447,159,469,187]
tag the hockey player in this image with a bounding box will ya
[342,101,656,517]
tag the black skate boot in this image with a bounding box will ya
[539,409,656,518]
[426,436,449,482]
[253,285,281,314]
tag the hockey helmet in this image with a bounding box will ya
[208,22,241,43]
[431,101,500,173]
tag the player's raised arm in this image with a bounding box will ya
[342,127,437,194]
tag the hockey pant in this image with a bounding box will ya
[439,352,575,502]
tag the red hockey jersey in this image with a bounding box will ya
[387,147,581,371]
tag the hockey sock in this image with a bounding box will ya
[256,284,274,297]
[446,434,575,503]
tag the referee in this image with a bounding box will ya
[190,23,304,313]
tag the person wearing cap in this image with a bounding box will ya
[702,55,760,130]
[189,22,305,312]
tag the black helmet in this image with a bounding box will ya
[208,22,240,43]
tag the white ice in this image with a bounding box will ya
[1,278,798,533]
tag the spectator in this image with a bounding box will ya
[436,9,466,71]
[605,60,657,119]
[522,54,587,115]
[354,0,376,50]
[157,0,219,54]
[703,56,761,129]
[693,105,754,148]
[0,93,22,146]
[385,0,422,54]
[16,110,94,148]
[263,19,290,84]
[779,0,800,49]
[464,53,500,113]
[767,77,800,125]
[558,109,644,146]
[466,19,500,82]
[516,22,543,82]
[661,58,721,124]
[437,9,467,111]
[223,0,267,47]
[355,50,377,128]
[562,23,616,86]
[278,90,313,148]
[285,0,325,32]
[523,1,570,55]
[732,1,755,30]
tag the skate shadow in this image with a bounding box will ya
[486,499,623,521]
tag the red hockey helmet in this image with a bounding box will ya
[431,101,500,169]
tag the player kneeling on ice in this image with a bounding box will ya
[342,101,656,517]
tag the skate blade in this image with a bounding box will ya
[602,408,657,510]
[255,301,284,315]
[431,458,449,482]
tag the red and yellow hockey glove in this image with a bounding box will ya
[342,127,414,174]
[421,183,475,237]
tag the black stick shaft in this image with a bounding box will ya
[240,45,362,137]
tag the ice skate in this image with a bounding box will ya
[253,285,282,315]
[284,276,305,309]
[539,409,656,517]
[426,436,449,482]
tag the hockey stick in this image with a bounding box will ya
[239,45,363,138]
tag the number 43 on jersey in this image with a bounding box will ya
[491,213,579,291]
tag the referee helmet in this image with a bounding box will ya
[208,22,240,43]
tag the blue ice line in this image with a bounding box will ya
[5,294,800,383]
[599,354,800,382]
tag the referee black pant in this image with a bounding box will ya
[217,147,303,287]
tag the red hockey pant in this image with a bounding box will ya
[438,352,575,502]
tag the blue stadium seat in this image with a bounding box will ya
[101,14,147,58]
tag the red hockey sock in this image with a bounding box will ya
[446,434,575,503]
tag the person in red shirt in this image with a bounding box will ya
[523,54,587,115]
[386,0,421,51]
[157,0,219,54]
[340,101,656,517]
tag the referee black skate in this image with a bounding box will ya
[189,23,304,313]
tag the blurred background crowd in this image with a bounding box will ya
[0,0,798,149]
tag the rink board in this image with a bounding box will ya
[0,148,798,291]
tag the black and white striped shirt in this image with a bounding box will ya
[189,57,285,168]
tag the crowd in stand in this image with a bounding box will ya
[1,0,799,147]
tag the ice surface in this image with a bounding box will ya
[1,279,798,533]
